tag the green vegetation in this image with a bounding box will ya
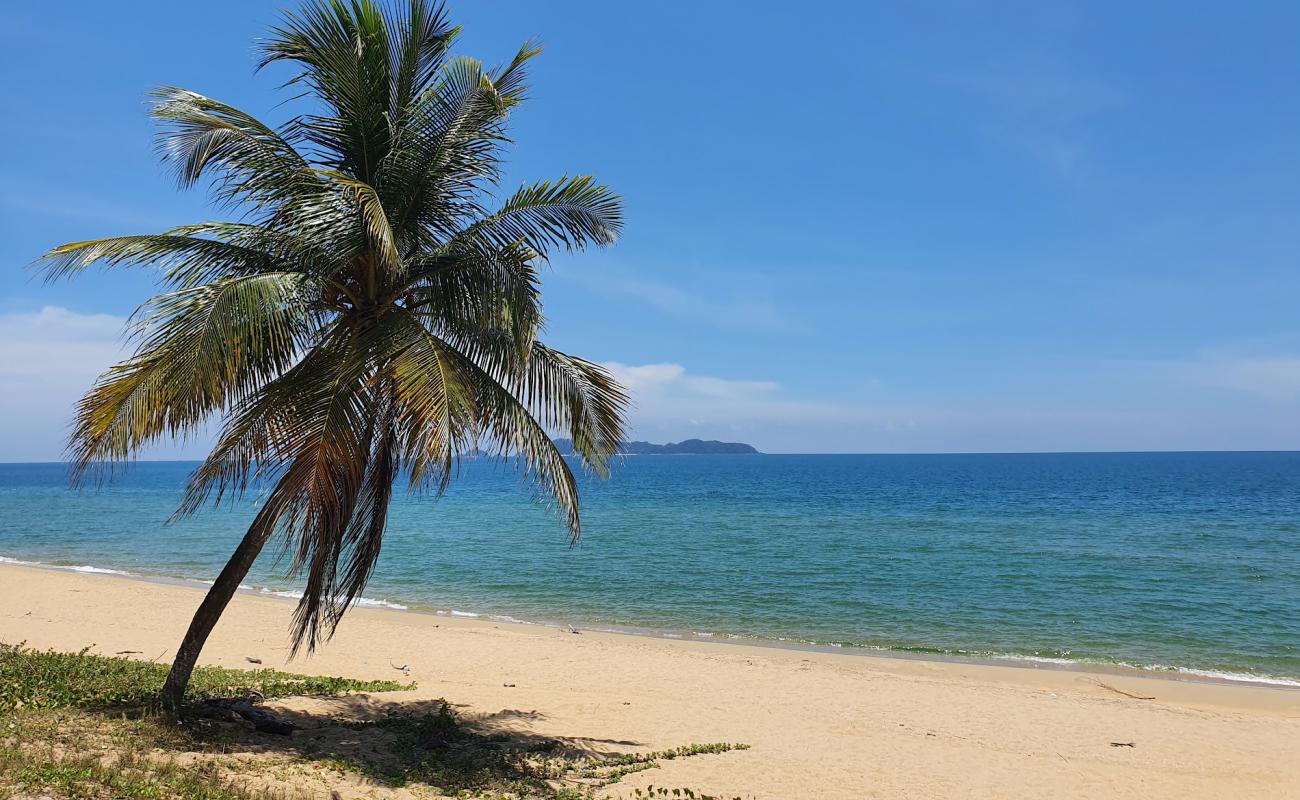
[0,647,749,799]
[0,744,287,800]
[38,0,628,708]
[0,644,412,714]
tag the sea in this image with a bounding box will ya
[1,453,1298,685]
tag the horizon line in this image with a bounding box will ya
[4,448,1300,466]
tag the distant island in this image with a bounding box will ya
[552,438,760,455]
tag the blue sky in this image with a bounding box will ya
[4,1,1300,458]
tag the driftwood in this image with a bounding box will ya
[1093,680,1155,701]
[201,698,297,735]
[1110,741,1136,747]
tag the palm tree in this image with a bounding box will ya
[38,0,627,709]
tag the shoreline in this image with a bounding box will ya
[2,555,1297,691]
[4,560,1299,798]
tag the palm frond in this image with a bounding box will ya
[322,171,402,274]
[150,87,321,213]
[380,41,541,246]
[259,0,396,183]
[439,339,584,540]
[68,273,316,482]
[386,0,459,123]
[407,239,543,357]
[38,232,284,287]
[459,175,622,257]
[518,344,627,476]
[381,309,582,537]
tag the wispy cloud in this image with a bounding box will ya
[557,263,790,330]
[1154,345,1300,399]
[946,71,1123,124]
[0,177,178,230]
[937,66,1124,179]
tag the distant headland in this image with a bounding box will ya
[552,438,760,455]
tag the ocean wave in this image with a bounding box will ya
[916,648,1300,687]
[256,586,407,611]
[353,596,409,610]
[0,555,131,576]
[68,565,132,575]
[1143,664,1300,688]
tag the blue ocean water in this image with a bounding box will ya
[1,453,1298,683]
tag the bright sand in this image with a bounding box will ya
[2,562,1297,799]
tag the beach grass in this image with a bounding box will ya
[0,645,748,799]
[0,643,414,713]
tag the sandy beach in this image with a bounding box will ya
[1,561,1297,799]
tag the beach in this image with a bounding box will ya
[2,562,1297,799]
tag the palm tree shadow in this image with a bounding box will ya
[183,693,647,796]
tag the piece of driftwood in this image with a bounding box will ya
[1094,680,1155,700]
[1110,741,1136,747]
[244,656,262,664]
[201,698,296,735]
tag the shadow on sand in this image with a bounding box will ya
[177,692,692,798]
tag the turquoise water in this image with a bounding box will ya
[1,453,1298,683]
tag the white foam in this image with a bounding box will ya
[259,587,304,600]
[986,653,1300,687]
[254,586,407,611]
[353,597,409,610]
[991,654,1078,666]
[1,555,131,575]
[1159,665,1300,688]
[68,565,131,575]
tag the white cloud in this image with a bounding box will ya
[0,307,226,462]
[608,362,778,403]
[599,357,1300,453]
[0,307,128,460]
[0,306,126,379]
[601,361,928,449]
[1177,352,1300,399]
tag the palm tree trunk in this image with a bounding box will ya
[161,524,272,709]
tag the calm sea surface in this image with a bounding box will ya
[2,453,1298,683]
